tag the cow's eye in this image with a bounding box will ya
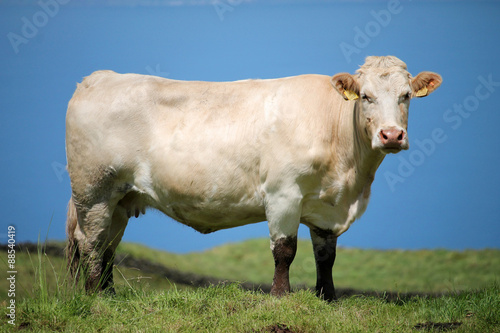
[361,94,374,103]
[400,92,411,103]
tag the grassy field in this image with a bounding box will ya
[1,239,499,332]
[116,239,500,293]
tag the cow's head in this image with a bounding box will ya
[331,56,442,154]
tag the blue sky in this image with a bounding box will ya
[1,0,499,253]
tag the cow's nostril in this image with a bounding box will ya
[380,128,405,147]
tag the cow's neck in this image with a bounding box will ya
[330,101,385,191]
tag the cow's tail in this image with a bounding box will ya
[65,197,80,282]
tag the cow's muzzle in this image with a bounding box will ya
[378,127,408,153]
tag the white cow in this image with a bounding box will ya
[65,56,441,300]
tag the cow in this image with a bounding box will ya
[65,56,441,301]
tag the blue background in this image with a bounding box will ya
[1,0,499,252]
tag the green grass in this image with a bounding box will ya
[0,250,184,301]
[3,282,499,332]
[116,239,500,293]
[1,239,499,332]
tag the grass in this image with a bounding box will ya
[1,239,499,332]
[3,283,499,332]
[116,239,500,293]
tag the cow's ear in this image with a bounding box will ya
[411,72,442,98]
[331,73,360,101]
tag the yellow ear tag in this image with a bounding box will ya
[344,90,359,100]
[415,86,428,97]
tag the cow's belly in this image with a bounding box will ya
[154,184,267,234]
[125,157,267,233]
[157,201,267,234]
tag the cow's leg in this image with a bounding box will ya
[270,235,297,297]
[75,202,116,293]
[66,164,128,293]
[266,192,301,297]
[70,195,128,294]
[310,228,337,302]
[98,205,130,293]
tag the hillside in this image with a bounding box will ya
[115,239,500,293]
[1,239,499,300]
